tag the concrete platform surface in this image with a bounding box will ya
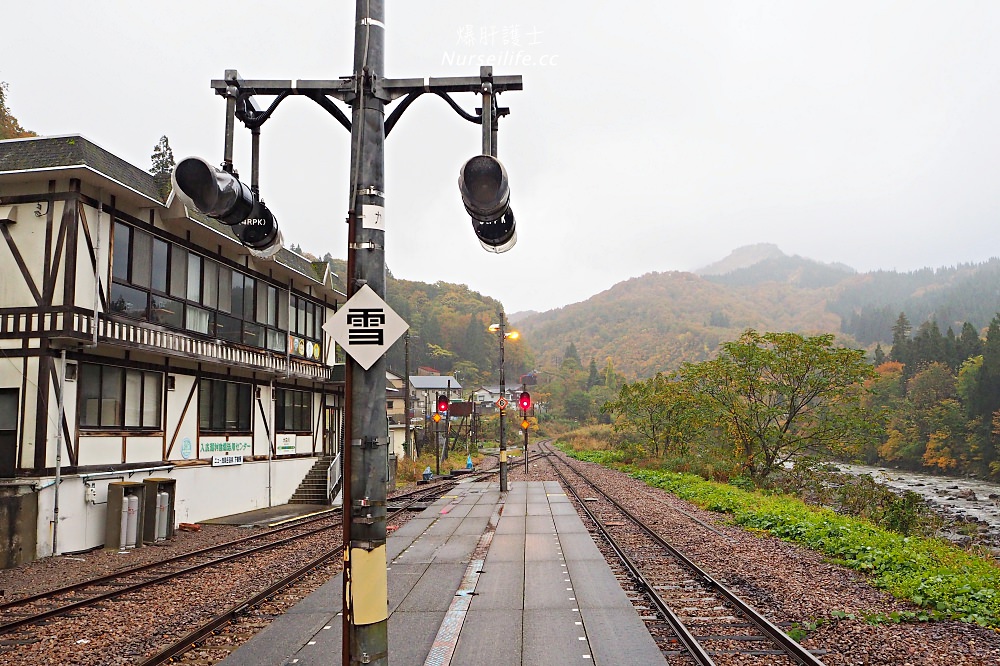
[202,503,335,527]
[219,481,666,666]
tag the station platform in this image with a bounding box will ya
[202,503,335,527]
[219,481,666,666]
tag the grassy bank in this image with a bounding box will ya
[562,445,1000,628]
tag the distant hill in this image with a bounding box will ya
[518,246,1000,380]
[707,254,856,289]
[508,310,538,324]
[517,267,840,379]
[695,243,787,275]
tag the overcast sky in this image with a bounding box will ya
[5,1,1000,313]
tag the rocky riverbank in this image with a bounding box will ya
[834,463,1000,553]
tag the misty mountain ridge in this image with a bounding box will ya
[696,243,856,286]
[516,245,1000,380]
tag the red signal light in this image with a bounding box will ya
[518,391,531,411]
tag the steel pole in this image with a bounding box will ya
[524,409,529,474]
[404,333,411,458]
[498,312,507,491]
[343,1,389,664]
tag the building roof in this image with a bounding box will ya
[0,134,163,204]
[0,135,345,298]
[408,376,462,391]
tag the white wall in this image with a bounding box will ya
[34,456,318,557]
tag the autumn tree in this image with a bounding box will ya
[602,372,695,456]
[679,330,878,482]
[0,82,36,140]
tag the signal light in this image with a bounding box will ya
[458,154,516,253]
[436,394,449,413]
[518,391,531,411]
[171,156,284,258]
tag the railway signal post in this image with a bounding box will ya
[189,4,521,662]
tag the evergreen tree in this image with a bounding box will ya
[911,320,945,369]
[957,321,983,362]
[150,135,176,200]
[873,343,886,367]
[970,315,1000,423]
[563,342,581,367]
[890,312,912,366]
[587,358,600,389]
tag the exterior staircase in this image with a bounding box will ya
[288,455,339,505]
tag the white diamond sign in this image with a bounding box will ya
[323,284,408,370]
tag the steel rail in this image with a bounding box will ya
[542,442,826,666]
[138,543,347,666]
[0,519,339,634]
[548,455,717,665]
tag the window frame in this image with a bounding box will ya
[275,388,313,433]
[79,363,163,431]
[199,378,252,434]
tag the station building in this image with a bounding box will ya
[0,135,346,566]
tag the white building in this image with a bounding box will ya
[0,135,347,566]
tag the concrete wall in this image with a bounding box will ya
[0,484,37,568]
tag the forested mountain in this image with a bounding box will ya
[830,260,1000,345]
[519,248,1000,381]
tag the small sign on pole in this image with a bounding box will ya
[322,284,408,370]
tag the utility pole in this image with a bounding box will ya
[404,332,411,458]
[344,3,389,664]
[191,4,521,662]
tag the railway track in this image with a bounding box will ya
[0,511,342,635]
[0,476,482,665]
[539,441,826,666]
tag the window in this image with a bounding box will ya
[169,246,187,298]
[109,221,322,357]
[217,265,232,313]
[203,261,218,309]
[80,363,162,429]
[131,230,152,288]
[276,389,312,432]
[110,282,149,321]
[150,294,184,329]
[112,223,130,281]
[185,305,212,335]
[186,252,202,301]
[151,238,169,293]
[215,312,242,343]
[199,379,251,432]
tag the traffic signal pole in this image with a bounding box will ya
[498,312,508,491]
